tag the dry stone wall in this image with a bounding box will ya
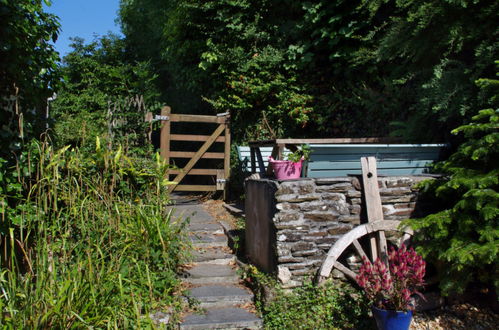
[244,176,434,288]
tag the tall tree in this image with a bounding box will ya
[0,0,60,157]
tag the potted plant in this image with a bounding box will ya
[356,245,426,330]
[269,144,311,180]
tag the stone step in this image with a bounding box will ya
[183,264,239,285]
[190,233,228,248]
[180,307,262,330]
[187,285,253,308]
[193,247,235,265]
[189,222,224,233]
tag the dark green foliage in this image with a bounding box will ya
[51,34,161,153]
[244,267,371,329]
[0,0,60,157]
[407,68,498,295]
[119,0,498,143]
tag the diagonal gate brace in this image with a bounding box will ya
[168,124,226,193]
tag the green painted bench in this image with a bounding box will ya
[237,146,290,173]
[306,144,447,177]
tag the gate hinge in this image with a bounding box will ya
[216,179,227,183]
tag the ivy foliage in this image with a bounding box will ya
[0,0,60,157]
[407,66,499,295]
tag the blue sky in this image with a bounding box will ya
[44,0,123,57]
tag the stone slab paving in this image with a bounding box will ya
[192,247,235,265]
[180,308,262,330]
[188,285,253,308]
[176,202,262,329]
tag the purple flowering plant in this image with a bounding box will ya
[356,245,425,311]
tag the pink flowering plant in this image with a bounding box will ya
[356,245,426,311]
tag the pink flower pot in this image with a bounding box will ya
[269,157,303,180]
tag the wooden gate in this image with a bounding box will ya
[158,106,230,194]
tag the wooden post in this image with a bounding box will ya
[361,157,387,262]
[223,114,231,199]
[160,106,171,165]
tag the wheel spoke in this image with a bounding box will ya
[352,239,369,261]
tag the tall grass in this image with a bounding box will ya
[0,139,189,328]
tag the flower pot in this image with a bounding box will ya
[371,306,413,330]
[269,157,303,180]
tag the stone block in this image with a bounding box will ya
[298,201,329,212]
[276,193,321,203]
[275,212,301,222]
[292,249,320,257]
[314,178,351,185]
[290,241,315,252]
[381,195,416,203]
[276,181,315,195]
[346,190,361,198]
[338,215,361,225]
[316,182,353,193]
[379,187,412,196]
[274,220,310,230]
[290,268,317,276]
[277,266,292,284]
[349,204,361,215]
[278,255,303,263]
[349,198,362,205]
[393,202,417,209]
[304,211,339,222]
[384,177,415,188]
[327,224,353,235]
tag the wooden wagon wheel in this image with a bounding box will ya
[316,220,413,284]
[317,157,415,284]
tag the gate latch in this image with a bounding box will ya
[154,115,169,121]
[216,179,226,183]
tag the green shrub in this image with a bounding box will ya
[244,266,371,329]
[407,66,498,295]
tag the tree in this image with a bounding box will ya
[51,34,160,153]
[0,0,60,158]
[408,64,499,295]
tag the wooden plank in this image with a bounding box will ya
[170,151,225,159]
[250,147,256,173]
[361,157,384,262]
[307,167,431,178]
[170,134,225,142]
[223,117,231,199]
[174,185,217,192]
[255,147,266,175]
[169,124,226,193]
[309,153,441,162]
[216,169,225,190]
[307,160,434,170]
[168,169,219,175]
[249,137,402,147]
[169,113,226,124]
[160,106,171,163]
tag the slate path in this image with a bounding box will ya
[169,198,262,330]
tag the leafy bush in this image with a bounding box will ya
[244,266,371,329]
[407,67,498,295]
[0,140,189,327]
